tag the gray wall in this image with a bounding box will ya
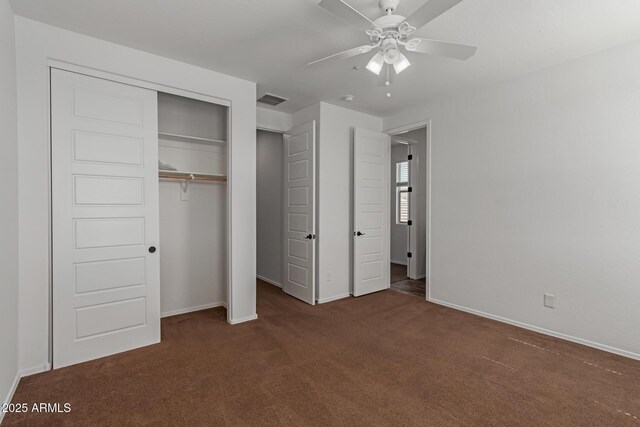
[0,0,19,414]
[256,130,283,286]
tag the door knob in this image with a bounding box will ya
[356,231,365,236]
[305,234,313,239]
[148,246,157,253]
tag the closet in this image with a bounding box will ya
[157,93,229,318]
[50,68,229,368]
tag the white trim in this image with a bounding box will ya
[47,60,231,107]
[19,364,48,377]
[228,314,258,325]
[0,371,21,424]
[384,120,430,135]
[426,122,432,298]
[161,302,227,318]
[317,293,351,304]
[429,298,640,361]
[257,126,285,134]
[257,275,282,288]
[385,119,432,294]
[390,260,407,266]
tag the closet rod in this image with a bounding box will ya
[159,172,227,182]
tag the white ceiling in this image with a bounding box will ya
[11,0,640,116]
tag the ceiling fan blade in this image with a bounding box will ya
[319,0,379,31]
[405,38,476,60]
[308,45,374,67]
[402,0,464,30]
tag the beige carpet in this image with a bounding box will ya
[6,280,640,426]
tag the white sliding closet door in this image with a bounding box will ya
[283,121,316,305]
[51,68,161,368]
[353,128,390,297]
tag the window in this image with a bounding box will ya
[396,161,409,224]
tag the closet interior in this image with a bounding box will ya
[157,92,229,317]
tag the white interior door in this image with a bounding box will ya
[283,121,316,305]
[51,68,160,368]
[353,128,390,297]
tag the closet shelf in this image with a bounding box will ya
[159,170,227,182]
[158,132,227,146]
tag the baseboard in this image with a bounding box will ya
[317,293,351,304]
[390,260,407,266]
[0,371,21,424]
[257,275,282,288]
[228,314,258,325]
[409,274,426,280]
[20,364,48,377]
[429,297,640,361]
[161,302,226,318]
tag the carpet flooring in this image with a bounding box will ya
[6,280,640,426]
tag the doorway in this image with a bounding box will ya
[256,122,317,306]
[388,126,428,298]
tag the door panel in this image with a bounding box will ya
[283,121,316,304]
[353,128,390,296]
[51,68,160,368]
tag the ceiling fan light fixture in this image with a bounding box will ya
[366,51,384,75]
[393,52,411,74]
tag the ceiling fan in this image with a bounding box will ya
[308,0,476,77]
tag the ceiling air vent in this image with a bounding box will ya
[257,93,288,106]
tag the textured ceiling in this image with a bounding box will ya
[11,0,640,116]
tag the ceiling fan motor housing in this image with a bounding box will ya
[379,0,400,12]
[370,14,414,43]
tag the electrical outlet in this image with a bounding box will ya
[326,272,332,282]
[544,293,555,309]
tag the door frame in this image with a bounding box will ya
[384,120,432,301]
[45,60,234,368]
[389,136,417,279]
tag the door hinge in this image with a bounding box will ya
[407,220,412,226]
[407,252,412,258]
[408,154,413,160]
[407,187,412,192]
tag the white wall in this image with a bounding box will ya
[0,0,20,418]
[317,103,382,303]
[256,130,284,286]
[160,179,227,316]
[384,38,640,359]
[15,16,257,374]
[390,144,409,265]
[257,107,292,133]
[290,102,382,303]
